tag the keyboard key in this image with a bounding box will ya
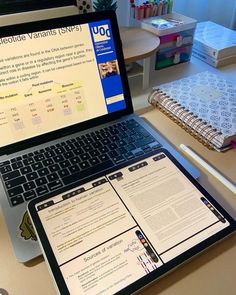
[101,138,111,145]
[92,141,102,149]
[5,176,26,189]
[62,160,114,186]
[126,143,136,152]
[74,140,84,148]
[34,154,46,162]
[53,155,64,163]
[89,157,100,166]
[92,133,102,141]
[49,164,60,173]
[70,157,80,165]
[11,195,24,206]
[36,185,49,196]
[65,143,75,151]
[23,190,37,201]
[68,165,80,174]
[47,173,59,182]
[89,150,100,157]
[38,167,50,176]
[32,162,43,170]
[80,153,90,161]
[45,150,56,158]
[0,160,10,167]
[112,155,125,164]
[8,185,24,197]
[108,129,117,136]
[133,133,143,141]
[134,137,156,148]
[99,154,109,162]
[16,156,23,161]
[23,157,34,166]
[2,170,21,181]
[12,161,23,170]
[58,169,70,178]
[46,145,55,150]
[47,179,63,191]
[33,151,40,155]
[99,146,109,154]
[23,181,36,191]
[83,144,93,152]
[0,165,12,174]
[63,151,74,159]
[117,140,126,146]
[55,147,66,154]
[108,143,117,150]
[26,172,38,181]
[67,138,76,143]
[78,161,90,170]
[151,143,162,150]
[124,152,134,160]
[108,150,119,158]
[117,147,127,154]
[101,131,110,138]
[132,149,144,157]
[35,177,47,186]
[142,145,152,153]
[59,160,70,169]
[126,136,135,144]
[73,147,84,155]
[83,137,93,144]
[20,166,32,175]
[110,135,119,141]
[42,159,54,166]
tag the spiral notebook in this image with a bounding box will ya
[148,71,236,151]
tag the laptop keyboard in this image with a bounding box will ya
[0,119,161,207]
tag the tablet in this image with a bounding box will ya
[28,149,236,295]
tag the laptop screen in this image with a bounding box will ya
[0,13,128,149]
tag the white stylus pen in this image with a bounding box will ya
[180,144,236,194]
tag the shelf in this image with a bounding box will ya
[126,62,143,79]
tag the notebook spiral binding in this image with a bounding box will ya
[148,89,224,150]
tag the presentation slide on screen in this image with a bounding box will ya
[36,152,229,294]
[0,21,124,147]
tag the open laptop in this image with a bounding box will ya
[0,10,199,263]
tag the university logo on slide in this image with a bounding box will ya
[91,24,111,42]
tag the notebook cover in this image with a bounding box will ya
[150,71,236,150]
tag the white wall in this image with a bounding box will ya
[115,0,130,26]
[173,0,236,29]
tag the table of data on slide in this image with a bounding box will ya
[0,81,87,142]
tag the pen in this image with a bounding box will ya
[180,144,236,194]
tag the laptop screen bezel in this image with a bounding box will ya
[0,10,134,156]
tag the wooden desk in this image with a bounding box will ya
[120,27,160,89]
[0,58,236,295]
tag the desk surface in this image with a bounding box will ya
[1,57,236,295]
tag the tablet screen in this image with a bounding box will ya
[28,150,235,295]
